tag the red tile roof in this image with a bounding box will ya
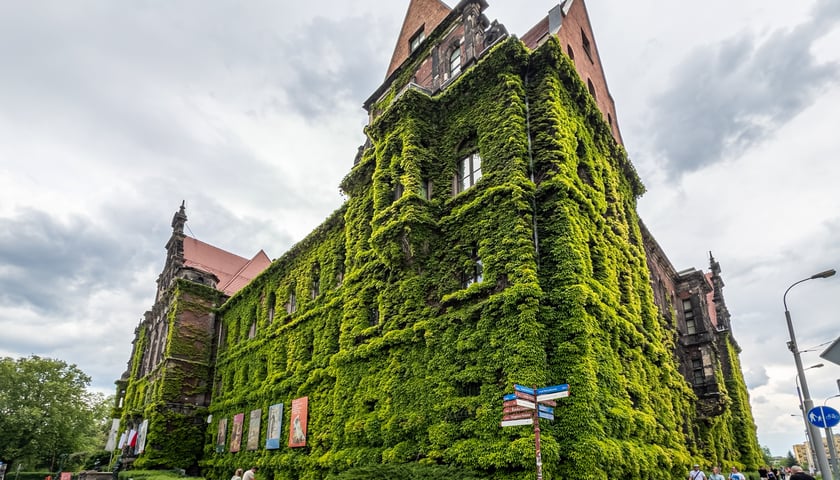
[183,237,271,296]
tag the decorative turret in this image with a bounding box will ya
[708,251,731,331]
[157,202,188,301]
[171,200,187,235]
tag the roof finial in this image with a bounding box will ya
[172,201,188,234]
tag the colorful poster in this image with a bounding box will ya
[117,430,128,450]
[105,419,120,452]
[265,403,283,450]
[216,418,227,453]
[288,397,308,448]
[135,419,149,455]
[230,413,244,452]
[60,473,72,480]
[246,409,261,451]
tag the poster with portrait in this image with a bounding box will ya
[135,418,149,455]
[246,409,261,451]
[216,418,227,453]
[230,413,244,453]
[288,396,308,448]
[265,403,283,450]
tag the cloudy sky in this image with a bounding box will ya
[1,0,838,457]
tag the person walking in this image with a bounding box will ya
[709,466,725,480]
[787,465,815,480]
[689,464,707,480]
[242,466,257,480]
[729,466,746,480]
[230,469,243,480]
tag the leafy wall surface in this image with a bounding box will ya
[186,37,754,479]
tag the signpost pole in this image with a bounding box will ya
[533,385,543,480]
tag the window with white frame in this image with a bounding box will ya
[456,152,482,193]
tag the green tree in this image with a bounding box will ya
[784,451,798,467]
[0,356,104,471]
[761,445,773,466]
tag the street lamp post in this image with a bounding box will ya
[785,268,836,480]
[826,395,840,478]
[798,364,825,470]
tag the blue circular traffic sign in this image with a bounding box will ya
[807,406,840,428]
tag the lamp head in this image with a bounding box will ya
[810,269,836,279]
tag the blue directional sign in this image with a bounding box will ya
[514,384,535,395]
[536,384,570,402]
[807,406,840,428]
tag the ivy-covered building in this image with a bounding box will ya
[114,0,762,478]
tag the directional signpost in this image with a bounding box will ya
[501,383,570,480]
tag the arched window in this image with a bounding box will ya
[567,44,575,61]
[587,78,597,100]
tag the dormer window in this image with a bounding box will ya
[409,28,425,53]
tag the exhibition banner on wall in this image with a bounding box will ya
[265,403,283,450]
[230,413,244,453]
[135,419,149,455]
[105,419,120,452]
[216,418,227,453]
[288,397,308,448]
[246,409,261,451]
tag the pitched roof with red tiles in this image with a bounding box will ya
[183,237,271,296]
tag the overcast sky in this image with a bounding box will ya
[1,0,838,458]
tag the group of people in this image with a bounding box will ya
[230,467,257,480]
[689,464,815,480]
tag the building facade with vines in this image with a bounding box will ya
[113,0,762,478]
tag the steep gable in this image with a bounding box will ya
[386,0,452,77]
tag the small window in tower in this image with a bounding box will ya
[587,78,597,100]
[248,320,256,339]
[393,180,404,202]
[409,28,425,53]
[311,264,320,299]
[455,152,482,194]
[419,178,432,200]
[691,358,705,385]
[286,291,297,314]
[267,292,276,323]
[450,44,462,75]
[567,44,575,61]
[607,113,613,126]
[683,299,696,335]
[581,28,592,62]
[463,247,484,288]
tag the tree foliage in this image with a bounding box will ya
[0,355,106,471]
